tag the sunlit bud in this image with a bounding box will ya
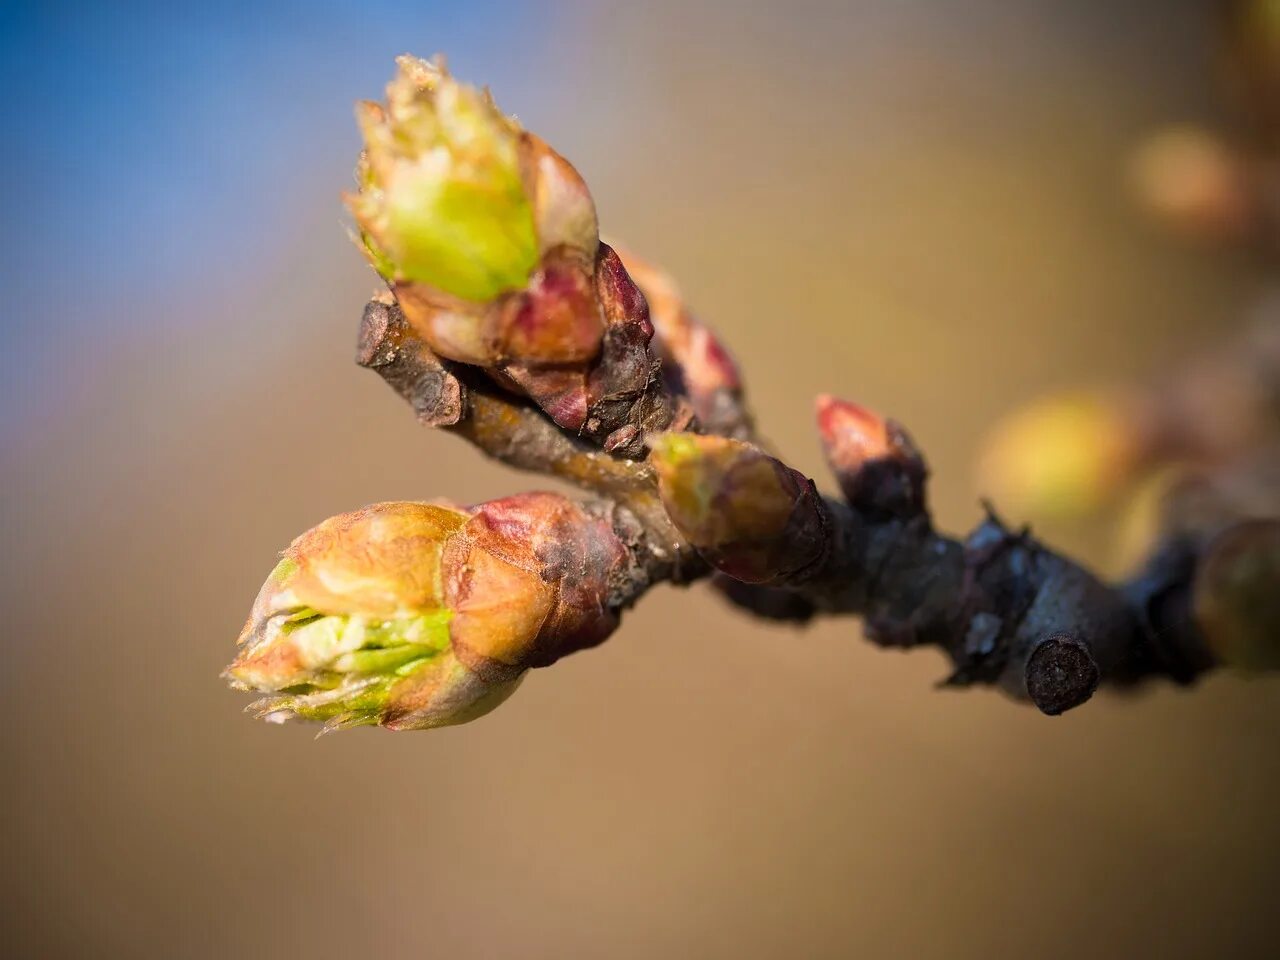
[343,56,628,434]
[1193,519,1280,672]
[1128,125,1253,242]
[341,56,689,445]
[974,391,1143,522]
[649,433,829,583]
[226,494,628,732]
[347,56,538,303]
[815,395,927,516]
[225,502,500,731]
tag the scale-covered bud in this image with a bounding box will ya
[226,494,626,732]
[615,248,749,438]
[443,493,625,676]
[649,433,828,584]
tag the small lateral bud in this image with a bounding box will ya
[815,395,927,516]
[583,244,669,451]
[615,247,750,438]
[649,433,829,584]
[1193,519,1280,672]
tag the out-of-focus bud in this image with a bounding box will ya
[1192,518,1280,672]
[1128,125,1253,242]
[226,494,626,732]
[649,433,829,583]
[1225,0,1280,133]
[615,247,751,438]
[975,391,1143,522]
[1109,464,1191,577]
[815,395,927,516]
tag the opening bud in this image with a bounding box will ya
[225,502,517,731]
[227,494,627,732]
[347,56,539,303]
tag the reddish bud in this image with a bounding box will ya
[815,395,927,516]
[615,247,751,438]
[442,492,625,678]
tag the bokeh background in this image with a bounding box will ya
[3,1,1277,956]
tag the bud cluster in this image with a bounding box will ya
[226,50,1277,734]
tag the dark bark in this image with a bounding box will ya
[356,296,1235,715]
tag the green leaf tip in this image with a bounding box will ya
[348,55,539,302]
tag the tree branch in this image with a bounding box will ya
[225,51,1277,732]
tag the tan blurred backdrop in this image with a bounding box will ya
[3,1,1277,957]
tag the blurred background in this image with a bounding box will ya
[3,1,1277,957]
